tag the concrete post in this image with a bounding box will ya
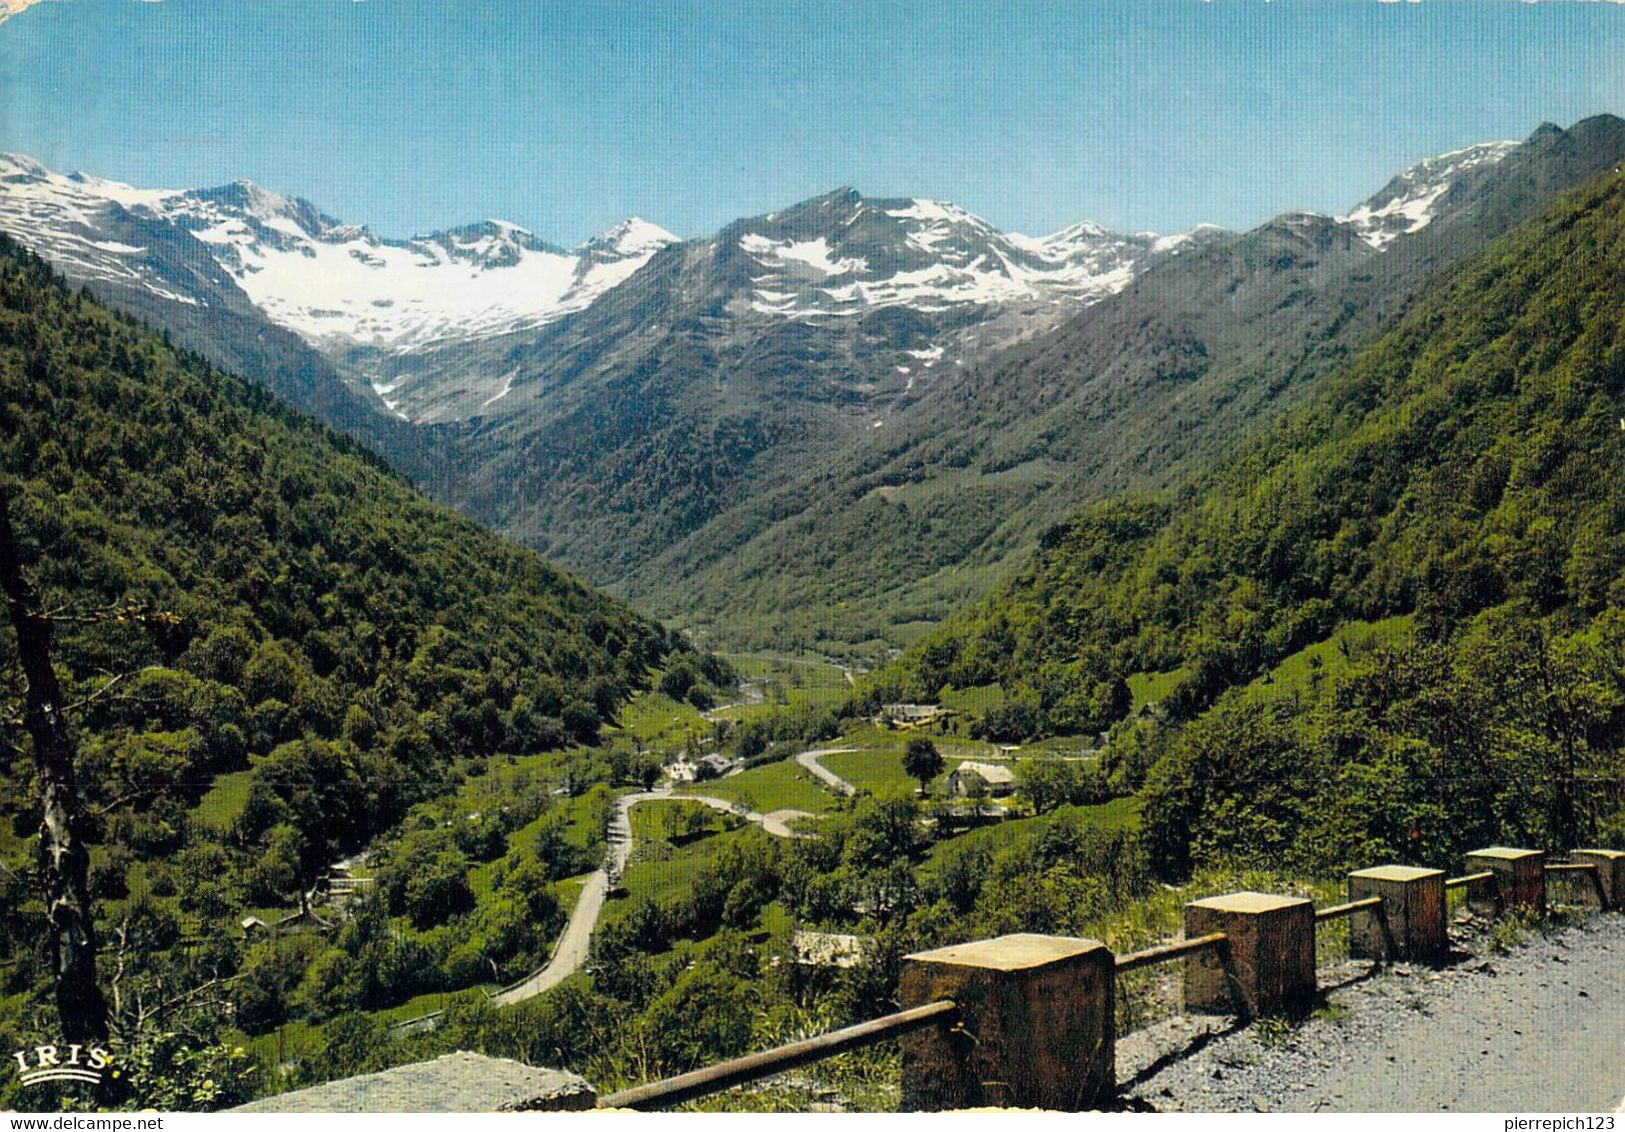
[1346,866,1447,961]
[1573,850,1625,910]
[1465,847,1546,912]
[899,933,1115,1112]
[1184,892,1314,1018]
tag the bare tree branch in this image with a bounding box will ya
[63,671,128,714]
[89,787,159,817]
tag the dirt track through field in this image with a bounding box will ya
[795,746,859,795]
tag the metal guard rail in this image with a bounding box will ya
[600,998,959,1110]
[587,860,1609,1109]
[1114,931,1227,973]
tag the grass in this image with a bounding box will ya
[1485,906,1577,954]
[372,988,494,1023]
[1018,735,1100,757]
[819,745,1084,799]
[629,800,726,842]
[552,873,589,919]
[1241,615,1415,704]
[675,758,835,814]
[191,766,256,832]
[830,722,1011,761]
[1126,668,1188,713]
[247,1018,326,1071]
[938,683,1006,716]
[921,795,1145,868]
[819,749,922,797]
[834,722,910,749]
[608,685,710,750]
[603,819,775,931]
[515,790,601,855]
[709,653,854,726]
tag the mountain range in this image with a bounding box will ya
[5,118,1623,657]
[857,141,1625,876]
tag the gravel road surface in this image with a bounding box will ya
[1123,912,1625,1112]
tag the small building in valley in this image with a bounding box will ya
[879,703,953,730]
[947,761,1016,798]
[665,752,737,782]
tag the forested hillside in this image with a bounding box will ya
[0,234,688,1098]
[865,162,1625,874]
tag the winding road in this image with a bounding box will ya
[796,746,859,796]
[491,781,818,1005]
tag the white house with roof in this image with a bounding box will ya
[947,761,1016,797]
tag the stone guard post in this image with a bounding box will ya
[1574,850,1625,910]
[898,933,1115,1111]
[1346,866,1447,961]
[1465,847,1546,912]
[1184,892,1314,1018]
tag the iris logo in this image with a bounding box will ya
[11,1043,111,1087]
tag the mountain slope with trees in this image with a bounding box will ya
[864,157,1625,874]
[0,234,689,1097]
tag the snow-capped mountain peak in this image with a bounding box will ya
[0,153,684,352]
[0,133,1535,423]
[1339,140,1519,249]
[413,219,564,268]
[730,188,1177,320]
[582,216,679,257]
[193,179,304,221]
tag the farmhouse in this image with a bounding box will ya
[879,702,953,729]
[664,752,737,782]
[947,761,1016,797]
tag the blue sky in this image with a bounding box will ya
[2,0,1623,243]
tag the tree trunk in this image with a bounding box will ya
[0,493,108,1042]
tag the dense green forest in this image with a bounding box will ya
[0,234,705,1106]
[864,164,1625,874]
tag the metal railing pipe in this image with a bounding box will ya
[1114,931,1227,974]
[601,998,959,1110]
[1315,895,1383,922]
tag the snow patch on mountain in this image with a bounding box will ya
[739,193,1192,321]
[0,155,177,294]
[0,153,679,351]
[740,233,868,277]
[1151,222,1226,254]
[1339,140,1518,249]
